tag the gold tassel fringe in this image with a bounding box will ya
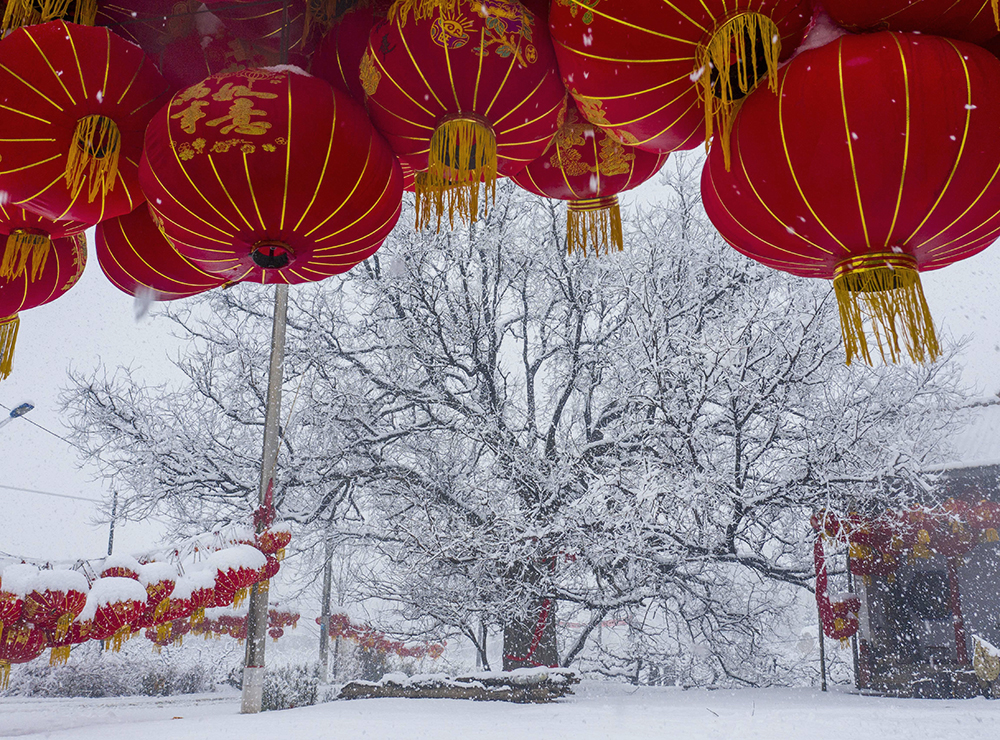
[695,12,780,170]
[2,231,51,282]
[567,196,623,257]
[191,607,205,626]
[416,115,498,231]
[233,587,249,608]
[0,662,9,690]
[55,614,71,642]
[1,0,95,30]
[833,253,939,366]
[0,315,19,382]
[389,0,458,25]
[66,115,121,204]
[49,645,71,666]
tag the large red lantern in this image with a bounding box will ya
[819,0,998,44]
[0,22,170,224]
[100,554,142,580]
[80,576,149,651]
[511,102,668,256]
[702,32,1000,365]
[46,619,90,665]
[311,0,393,103]
[141,68,403,284]
[138,561,177,627]
[96,206,229,300]
[363,0,567,229]
[0,624,47,689]
[22,569,89,641]
[0,234,86,381]
[206,545,267,608]
[0,564,37,640]
[0,204,87,283]
[550,0,811,162]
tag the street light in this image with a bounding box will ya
[0,402,34,431]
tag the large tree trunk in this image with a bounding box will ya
[502,596,558,670]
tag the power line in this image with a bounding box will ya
[0,483,101,504]
[0,401,91,454]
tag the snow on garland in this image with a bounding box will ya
[0,521,291,688]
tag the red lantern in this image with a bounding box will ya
[95,0,202,56]
[138,562,177,633]
[971,499,1000,542]
[100,554,142,580]
[96,206,229,300]
[206,545,267,608]
[46,619,90,665]
[702,32,1000,365]
[511,101,667,256]
[311,0,393,102]
[22,569,89,641]
[256,523,292,559]
[0,624,48,689]
[363,0,567,229]
[0,564,36,641]
[141,68,403,284]
[0,234,86,381]
[81,576,149,651]
[0,22,170,224]
[814,538,860,642]
[819,0,998,44]
[0,204,87,283]
[550,0,811,160]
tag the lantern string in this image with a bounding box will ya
[833,254,940,367]
[695,12,781,170]
[567,196,623,258]
[1,232,50,282]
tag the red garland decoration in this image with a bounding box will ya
[502,597,554,668]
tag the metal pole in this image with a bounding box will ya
[241,282,289,714]
[818,602,828,692]
[107,489,118,556]
[318,534,334,683]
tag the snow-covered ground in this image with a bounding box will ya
[1,683,998,740]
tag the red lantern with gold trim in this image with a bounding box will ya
[511,101,667,256]
[819,0,998,44]
[702,32,1000,365]
[22,569,89,641]
[0,233,86,382]
[0,204,87,284]
[96,206,229,300]
[100,554,142,580]
[81,576,149,651]
[0,624,47,689]
[0,21,170,224]
[0,565,35,641]
[311,0,393,102]
[549,0,811,162]
[363,0,567,229]
[141,67,403,284]
[46,619,90,665]
[206,545,267,608]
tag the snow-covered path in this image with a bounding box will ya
[2,683,998,739]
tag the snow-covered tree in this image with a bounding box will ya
[63,160,968,684]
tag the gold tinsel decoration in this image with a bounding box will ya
[66,115,122,204]
[2,0,96,31]
[415,114,498,231]
[833,253,939,366]
[695,12,780,169]
[1,231,51,281]
[389,0,458,25]
[0,315,20,381]
[567,196,623,257]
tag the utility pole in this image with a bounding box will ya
[318,534,334,683]
[107,488,118,556]
[241,283,289,714]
